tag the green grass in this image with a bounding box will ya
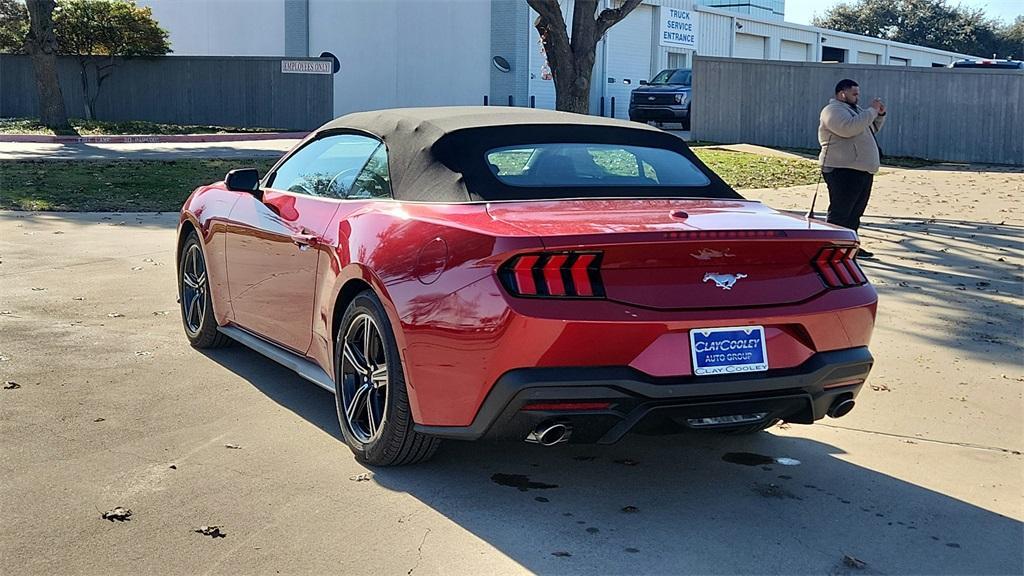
[694,149,820,189]
[0,117,288,136]
[0,149,821,212]
[778,146,937,168]
[0,158,278,212]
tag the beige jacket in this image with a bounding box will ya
[818,98,886,174]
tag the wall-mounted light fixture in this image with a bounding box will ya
[492,56,511,73]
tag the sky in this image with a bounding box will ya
[785,0,1023,25]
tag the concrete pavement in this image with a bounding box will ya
[1,165,1021,574]
[0,139,300,161]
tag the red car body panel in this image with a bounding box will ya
[180,188,877,428]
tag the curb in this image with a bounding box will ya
[0,132,310,144]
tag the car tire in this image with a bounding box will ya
[334,290,440,466]
[178,231,231,349]
[716,418,781,435]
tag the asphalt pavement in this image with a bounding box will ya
[1,165,1021,575]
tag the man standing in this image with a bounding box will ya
[818,79,886,258]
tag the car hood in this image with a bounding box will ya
[632,85,691,94]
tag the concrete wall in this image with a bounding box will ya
[309,0,490,117]
[490,0,531,107]
[691,56,1024,165]
[0,55,334,130]
[137,0,287,56]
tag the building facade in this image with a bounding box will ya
[138,0,975,120]
[696,0,785,21]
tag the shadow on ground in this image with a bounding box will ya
[204,345,1023,575]
[856,217,1023,364]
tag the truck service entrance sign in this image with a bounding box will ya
[660,8,698,50]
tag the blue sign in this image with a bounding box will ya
[690,326,768,376]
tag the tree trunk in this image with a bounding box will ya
[24,0,71,132]
[79,61,94,121]
[528,0,644,115]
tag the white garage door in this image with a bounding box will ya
[889,56,910,66]
[858,52,880,65]
[604,4,654,119]
[735,33,766,59]
[780,40,808,62]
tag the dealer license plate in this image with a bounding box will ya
[690,326,769,376]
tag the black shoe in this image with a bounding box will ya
[856,249,875,259]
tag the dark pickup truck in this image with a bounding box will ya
[629,68,691,129]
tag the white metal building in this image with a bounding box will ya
[138,0,976,120]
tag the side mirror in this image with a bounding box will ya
[225,168,262,198]
[640,79,649,85]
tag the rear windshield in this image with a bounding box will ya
[486,143,711,188]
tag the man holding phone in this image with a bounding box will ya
[818,78,887,258]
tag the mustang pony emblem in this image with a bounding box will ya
[691,248,735,261]
[703,273,747,290]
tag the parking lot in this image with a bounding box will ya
[1,165,1021,575]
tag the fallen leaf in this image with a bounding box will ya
[134,351,151,357]
[93,417,105,422]
[3,381,20,390]
[131,266,144,271]
[194,525,226,538]
[842,554,867,569]
[152,311,169,316]
[73,297,85,301]
[621,505,639,513]
[349,473,372,482]
[870,383,891,392]
[31,287,45,291]
[551,551,571,557]
[224,443,242,450]
[107,313,124,318]
[101,507,132,522]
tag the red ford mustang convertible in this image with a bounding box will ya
[177,107,876,465]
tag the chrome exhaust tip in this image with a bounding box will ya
[525,422,572,446]
[827,398,856,419]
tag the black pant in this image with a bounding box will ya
[823,168,873,232]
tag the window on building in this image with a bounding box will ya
[821,46,847,63]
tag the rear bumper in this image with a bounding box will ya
[414,347,872,443]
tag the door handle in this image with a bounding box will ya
[290,233,319,248]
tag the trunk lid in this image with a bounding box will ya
[487,199,857,310]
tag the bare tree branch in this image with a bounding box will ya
[596,0,644,39]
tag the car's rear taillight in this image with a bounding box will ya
[814,246,867,288]
[500,252,604,298]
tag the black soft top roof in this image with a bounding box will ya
[319,106,738,202]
